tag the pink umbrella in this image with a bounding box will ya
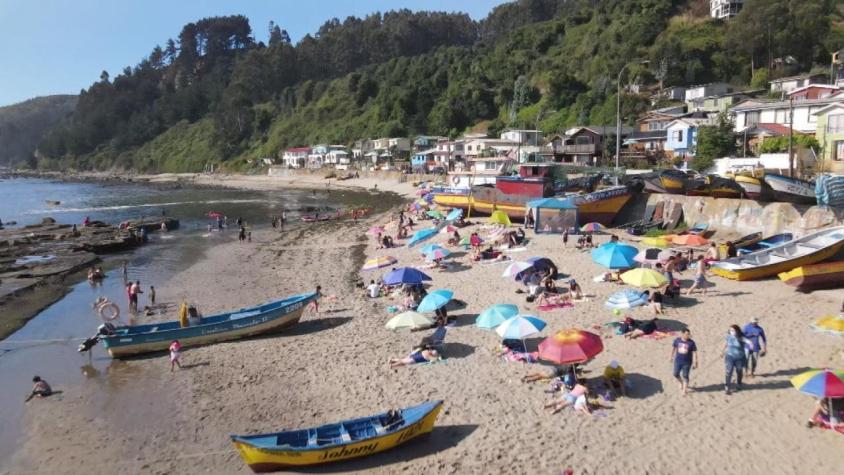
[440,225,458,234]
[367,226,385,235]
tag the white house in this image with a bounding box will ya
[685,83,730,103]
[769,74,829,95]
[464,138,519,158]
[434,139,465,162]
[500,129,543,146]
[282,147,310,168]
[710,0,743,19]
[731,95,844,133]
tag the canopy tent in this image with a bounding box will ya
[526,198,578,234]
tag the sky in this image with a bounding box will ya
[0,0,504,107]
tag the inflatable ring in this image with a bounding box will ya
[452,176,459,185]
[98,302,120,322]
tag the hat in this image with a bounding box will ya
[751,316,759,323]
[609,360,619,369]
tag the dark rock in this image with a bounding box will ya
[41,217,56,224]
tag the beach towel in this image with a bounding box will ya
[500,246,528,252]
[538,302,575,312]
[813,416,844,435]
[501,350,539,363]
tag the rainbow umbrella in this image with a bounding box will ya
[812,315,844,336]
[385,311,434,331]
[495,315,546,340]
[476,304,519,329]
[362,255,397,271]
[672,234,709,246]
[408,228,438,247]
[792,368,844,424]
[591,242,638,269]
[620,268,668,288]
[417,289,454,312]
[580,222,605,233]
[425,248,451,261]
[538,329,604,364]
[446,209,463,221]
[367,226,386,235]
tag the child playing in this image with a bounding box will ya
[169,340,182,371]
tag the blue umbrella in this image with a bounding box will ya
[495,315,546,339]
[408,228,438,247]
[419,243,442,255]
[383,267,432,286]
[476,304,519,329]
[417,289,454,312]
[591,242,638,269]
[446,209,463,221]
[605,289,649,310]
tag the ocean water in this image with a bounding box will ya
[0,177,393,466]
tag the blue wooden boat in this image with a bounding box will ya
[737,233,794,255]
[816,174,844,208]
[101,292,316,357]
[763,173,816,205]
[231,400,444,471]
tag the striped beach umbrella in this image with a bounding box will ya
[362,255,397,271]
[605,289,649,310]
[791,369,844,398]
[495,315,546,340]
[580,222,605,233]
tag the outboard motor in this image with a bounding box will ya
[78,322,116,352]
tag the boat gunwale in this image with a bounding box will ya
[713,226,844,274]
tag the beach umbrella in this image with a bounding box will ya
[417,289,454,312]
[476,304,519,329]
[502,261,534,278]
[791,369,844,398]
[489,210,512,226]
[591,242,638,269]
[420,243,444,255]
[427,210,445,219]
[385,311,434,331]
[642,236,670,248]
[367,226,386,236]
[425,248,451,261]
[672,234,709,246]
[495,315,546,340]
[439,225,458,234]
[538,329,604,365]
[408,228,438,247]
[383,267,432,286]
[812,315,844,336]
[361,255,397,271]
[657,249,678,262]
[459,236,474,246]
[620,268,668,288]
[446,209,463,221]
[605,289,649,310]
[634,248,666,265]
[580,222,605,233]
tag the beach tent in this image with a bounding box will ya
[489,210,512,226]
[526,198,578,234]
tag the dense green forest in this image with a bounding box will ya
[22,0,844,172]
[0,95,77,167]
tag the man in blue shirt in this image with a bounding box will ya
[671,329,698,396]
[742,317,767,378]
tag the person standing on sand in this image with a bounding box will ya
[671,329,698,396]
[169,340,182,371]
[122,260,128,282]
[309,285,323,314]
[562,229,568,247]
[238,225,246,243]
[149,285,156,305]
[685,256,709,296]
[742,317,767,378]
[722,324,748,394]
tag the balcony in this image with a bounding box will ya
[563,143,598,155]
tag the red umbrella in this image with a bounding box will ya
[538,329,604,364]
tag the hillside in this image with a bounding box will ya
[0,95,77,167]
[31,0,843,172]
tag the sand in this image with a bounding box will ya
[6,178,844,474]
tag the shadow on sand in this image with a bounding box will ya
[290,424,479,473]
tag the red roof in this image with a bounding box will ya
[285,147,311,153]
[754,123,802,136]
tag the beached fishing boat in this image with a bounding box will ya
[711,226,844,281]
[719,232,763,255]
[816,174,844,208]
[736,233,793,255]
[778,261,844,291]
[633,169,687,194]
[763,173,816,205]
[100,292,316,357]
[687,175,744,199]
[230,400,443,472]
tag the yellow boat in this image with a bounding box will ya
[231,400,443,472]
[711,226,844,280]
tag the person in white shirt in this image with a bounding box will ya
[366,280,380,298]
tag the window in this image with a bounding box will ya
[829,114,844,133]
[575,136,591,145]
[836,141,844,161]
[673,130,684,142]
[484,161,498,170]
[775,109,789,123]
[745,111,760,126]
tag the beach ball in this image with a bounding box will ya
[613,309,621,316]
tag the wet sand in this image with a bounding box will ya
[7,178,844,474]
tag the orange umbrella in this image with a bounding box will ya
[672,234,709,246]
[538,329,604,364]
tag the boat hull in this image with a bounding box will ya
[733,176,765,200]
[764,174,816,205]
[102,293,315,357]
[778,261,844,291]
[232,401,443,471]
[712,227,844,281]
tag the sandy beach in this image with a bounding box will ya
[6,177,844,474]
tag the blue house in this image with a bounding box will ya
[665,118,712,158]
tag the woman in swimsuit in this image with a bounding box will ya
[389,345,439,368]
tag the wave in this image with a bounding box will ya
[22,199,270,214]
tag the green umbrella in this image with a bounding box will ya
[427,210,445,219]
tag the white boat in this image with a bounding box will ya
[763,173,816,205]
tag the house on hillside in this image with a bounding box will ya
[559,126,632,166]
[637,106,687,132]
[665,118,713,159]
[414,135,446,152]
[710,0,744,19]
[624,130,668,156]
[685,83,731,103]
[731,94,844,134]
[464,138,519,159]
[282,147,310,168]
[738,123,805,155]
[769,74,828,96]
[788,85,839,102]
[812,103,844,173]
[352,139,374,159]
[500,129,543,146]
[687,90,763,114]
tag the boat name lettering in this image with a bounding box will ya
[396,420,425,444]
[317,442,379,460]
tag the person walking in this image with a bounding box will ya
[149,285,156,305]
[169,340,182,371]
[722,325,748,394]
[562,229,569,247]
[742,317,767,378]
[671,329,698,396]
[685,255,710,296]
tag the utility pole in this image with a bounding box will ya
[788,96,794,178]
[616,60,649,185]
